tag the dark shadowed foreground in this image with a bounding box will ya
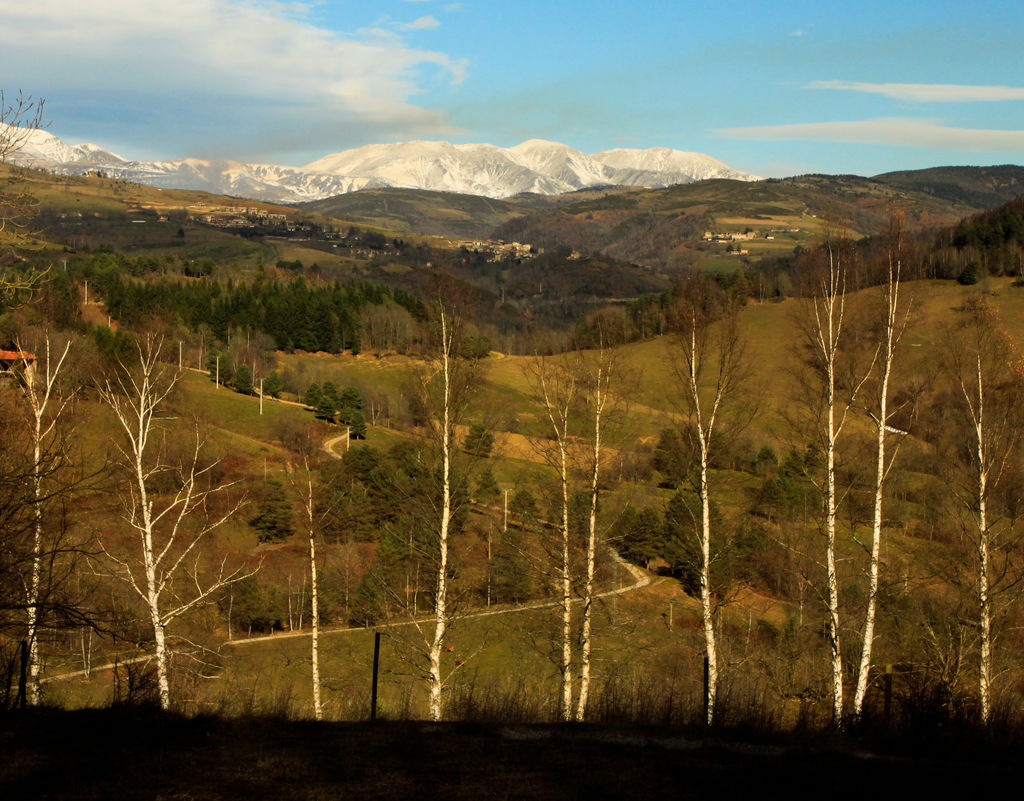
[3,708,1021,800]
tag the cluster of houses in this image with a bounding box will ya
[190,204,289,229]
[453,239,537,262]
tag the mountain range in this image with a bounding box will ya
[4,127,758,203]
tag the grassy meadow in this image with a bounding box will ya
[25,275,1024,732]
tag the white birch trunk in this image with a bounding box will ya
[853,391,886,718]
[559,438,573,722]
[537,362,576,722]
[21,339,71,706]
[825,381,843,726]
[853,266,902,718]
[576,346,612,722]
[697,436,717,724]
[100,336,249,712]
[27,414,43,705]
[811,251,852,727]
[304,470,322,721]
[974,356,992,725]
[428,307,453,722]
[686,323,720,725]
[574,385,601,722]
[133,364,172,711]
[676,302,748,726]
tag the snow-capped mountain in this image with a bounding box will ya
[3,127,759,203]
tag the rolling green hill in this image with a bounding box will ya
[298,167,1024,277]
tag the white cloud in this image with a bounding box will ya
[717,118,1024,150]
[397,15,441,31]
[806,81,1024,103]
[0,0,467,159]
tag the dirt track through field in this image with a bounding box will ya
[45,431,656,683]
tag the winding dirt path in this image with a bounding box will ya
[45,428,654,684]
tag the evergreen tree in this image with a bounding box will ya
[348,410,367,439]
[340,386,363,410]
[509,488,538,522]
[249,479,294,542]
[317,381,339,421]
[491,529,533,604]
[463,422,494,458]
[263,370,284,399]
[232,363,254,395]
[207,349,233,386]
[303,382,322,410]
[474,467,500,504]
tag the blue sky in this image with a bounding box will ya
[2,0,1023,177]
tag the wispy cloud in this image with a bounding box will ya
[0,0,467,159]
[396,15,441,31]
[717,118,1024,150]
[806,81,1024,103]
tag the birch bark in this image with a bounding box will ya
[671,287,746,726]
[20,337,72,706]
[427,304,454,722]
[575,343,612,722]
[807,249,872,726]
[99,335,249,710]
[853,258,906,718]
[536,357,577,721]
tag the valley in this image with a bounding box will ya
[3,149,1024,743]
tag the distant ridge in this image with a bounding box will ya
[872,165,1024,209]
[3,127,758,203]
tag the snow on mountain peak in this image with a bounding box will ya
[7,129,759,203]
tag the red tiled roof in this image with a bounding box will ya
[0,350,35,361]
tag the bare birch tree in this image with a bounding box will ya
[803,247,873,726]
[19,336,72,705]
[296,462,324,720]
[575,337,614,722]
[529,354,578,721]
[406,282,478,721]
[942,299,1024,724]
[852,241,909,718]
[98,335,248,710]
[669,279,749,724]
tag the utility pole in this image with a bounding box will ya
[503,488,509,532]
[178,341,182,371]
[259,378,264,415]
[215,355,220,388]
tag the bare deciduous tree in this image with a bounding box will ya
[942,298,1024,724]
[19,336,72,705]
[292,456,342,721]
[98,335,249,710]
[575,336,614,722]
[529,353,578,721]
[405,282,479,721]
[852,236,910,719]
[669,278,750,724]
[800,246,874,726]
